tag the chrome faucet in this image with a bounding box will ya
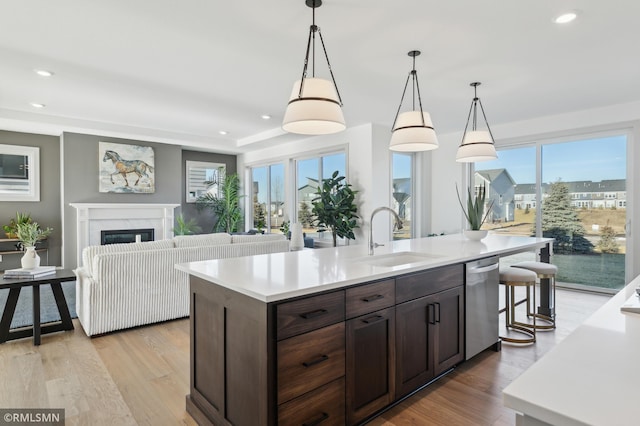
[369,206,403,255]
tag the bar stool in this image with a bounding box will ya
[499,267,538,344]
[513,261,558,330]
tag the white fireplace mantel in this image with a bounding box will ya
[70,203,179,267]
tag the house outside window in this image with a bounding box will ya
[475,132,628,293]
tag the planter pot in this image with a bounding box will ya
[464,230,488,241]
[21,246,40,269]
[290,223,304,251]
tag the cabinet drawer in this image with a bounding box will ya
[345,279,395,319]
[278,377,345,426]
[276,291,345,340]
[396,264,463,304]
[278,322,345,404]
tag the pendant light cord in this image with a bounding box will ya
[295,1,343,105]
[392,51,426,130]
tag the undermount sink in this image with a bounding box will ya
[357,251,443,268]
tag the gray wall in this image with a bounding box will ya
[0,130,61,270]
[62,132,183,269]
[181,150,237,233]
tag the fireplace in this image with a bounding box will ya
[101,228,154,245]
[69,203,179,267]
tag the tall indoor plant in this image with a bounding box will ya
[196,173,244,233]
[312,171,359,247]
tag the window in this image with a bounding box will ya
[250,163,285,233]
[392,152,413,240]
[296,151,346,241]
[475,133,628,293]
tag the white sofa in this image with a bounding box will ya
[74,233,289,336]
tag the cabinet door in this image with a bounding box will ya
[346,307,395,425]
[433,286,464,375]
[395,294,435,399]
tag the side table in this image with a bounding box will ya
[0,269,75,345]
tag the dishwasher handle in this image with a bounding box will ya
[467,263,499,274]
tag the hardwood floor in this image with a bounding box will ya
[0,288,609,425]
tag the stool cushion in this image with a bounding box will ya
[512,261,558,275]
[499,266,537,283]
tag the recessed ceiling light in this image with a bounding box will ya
[30,103,46,108]
[554,11,578,24]
[261,114,272,120]
[34,69,54,77]
[219,130,228,135]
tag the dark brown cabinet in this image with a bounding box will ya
[187,264,464,426]
[346,306,395,425]
[395,266,464,399]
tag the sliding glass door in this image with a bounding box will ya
[475,133,628,292]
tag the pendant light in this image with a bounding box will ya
[456,82,498,162]
[389,50,438,152]
[282,0,345,135]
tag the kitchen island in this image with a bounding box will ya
[503,275,639,426]
[176,234,552,426]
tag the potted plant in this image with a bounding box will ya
[15,221,53,269]
[196,173,244,233]
[173,213,202,235]
[2,212,32,239]
[456,183,494,240]
[312,171,359,247]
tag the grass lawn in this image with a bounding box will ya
[553,253,625,290]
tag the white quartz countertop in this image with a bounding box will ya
[503,276,640,426]
[176,233,551,303]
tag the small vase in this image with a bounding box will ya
[464,230,488,241]
[290,223,304,251]
[21,246,40,269]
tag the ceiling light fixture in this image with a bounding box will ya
[261,114,272,120]
[282,0,345,135]
[389,50,438,152]
[218,130,228,135]
[34,69,54,77]
[456,82,498,163]
[30,103,46,108]
[554,11,578,24]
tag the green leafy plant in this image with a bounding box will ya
[456,183,494,230]
[172,213,202,235]
[280,220,290,238]
[15,221,53,247]
[3,212,32,238]
[312,171,359,247]
[196,173,244,233]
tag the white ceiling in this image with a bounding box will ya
[1,0,639,154]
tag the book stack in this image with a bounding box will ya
[2,266,57,280]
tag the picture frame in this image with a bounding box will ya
[99,141,155,193]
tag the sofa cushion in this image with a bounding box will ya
[173,232,232,248]
[230,234,287,244]
[83,239,175,275]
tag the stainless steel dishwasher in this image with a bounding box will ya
[465,256,500,360]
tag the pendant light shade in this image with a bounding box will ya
[389,50,438,152]
[283,0,345,135]
[282,78,345,135]
[456,82,497,162]
[390,111,438,152]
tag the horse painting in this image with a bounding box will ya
[102,150,154,187]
